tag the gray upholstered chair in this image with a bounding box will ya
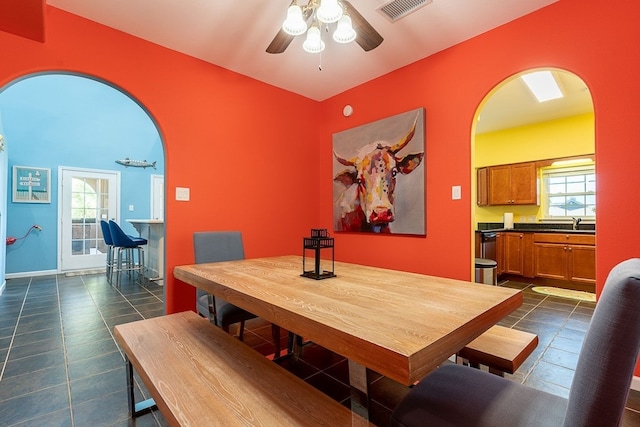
[391,258,640,427]
[194,231,281,356]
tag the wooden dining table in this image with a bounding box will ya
[174,255,522,419]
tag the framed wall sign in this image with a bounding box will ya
[13,166,51,203]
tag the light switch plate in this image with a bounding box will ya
[176,187,190,201]
[452,185,462,200]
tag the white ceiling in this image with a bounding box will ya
[47,0,592,131]
[477,70,593,134]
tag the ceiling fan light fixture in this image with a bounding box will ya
[267,0,383,55]
[282,5,308,35]
[303,26,325,53]
[317,0,343,24]
[333,15,356,43]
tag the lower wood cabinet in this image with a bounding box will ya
[503,232,524,275]
[501,232,534,278]
[496,232,505,276]
[533,233,596,286]
[496,231,595,290]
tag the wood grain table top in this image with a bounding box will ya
[174,255,522,385]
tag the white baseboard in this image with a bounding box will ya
[632,375,640,391]
[5,269,58,279]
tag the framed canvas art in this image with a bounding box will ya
[332,108,425,235]
[13,166,51,203]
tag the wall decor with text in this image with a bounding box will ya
[13,166,52,203]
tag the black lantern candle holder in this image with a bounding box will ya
[301,228,336,280]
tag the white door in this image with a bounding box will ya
[151,174,164,220]
[59,167,120,272]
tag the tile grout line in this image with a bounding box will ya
[511,284,567,385]
[78,276,127,362]
[57,275,146,425]
[0,275,166,426]
[0,278,31,383]
[526,301,580,391]
[57,275,76,427]
[515,283,583,390]
[510,284,545,329]
[79,275,165,426]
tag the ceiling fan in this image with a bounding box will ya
[266,0,383,54]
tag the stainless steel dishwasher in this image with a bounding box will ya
[480,231,497,261]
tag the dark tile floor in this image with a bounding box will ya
[0,274,638,426]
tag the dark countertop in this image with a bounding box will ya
[477,222,595,234]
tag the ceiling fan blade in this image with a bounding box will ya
[266,30,295,54]
[342,0,383,52]
[266,4,315,54]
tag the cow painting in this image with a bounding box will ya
[333,109,425,234]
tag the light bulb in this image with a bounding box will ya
[282,5,307,36]
[317,0,343,24]
[333,15,356,43]
[303,26,325,53]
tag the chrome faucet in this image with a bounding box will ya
[572,217,582,230]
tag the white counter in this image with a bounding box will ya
[127,219,164,282]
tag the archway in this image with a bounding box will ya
[0,73,165,292]
[471,68,595,287]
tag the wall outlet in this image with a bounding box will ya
[128,204,134,212]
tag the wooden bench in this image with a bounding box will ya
[457,325,538,376]
[114,311,371,426]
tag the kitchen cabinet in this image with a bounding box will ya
[489,162,538,205]
[476,167,488,206]
[533,233,596,289]
[477,162,538,206]
[501,232,534,277]
[496,232,505,275]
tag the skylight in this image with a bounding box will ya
[521,71,563,103]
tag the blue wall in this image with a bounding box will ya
[0,113,8,287]
[0,74,163,275]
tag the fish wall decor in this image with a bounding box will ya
[115,158,156,169]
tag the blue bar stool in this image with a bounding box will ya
[109,220,148,287]
[100,220,115,283]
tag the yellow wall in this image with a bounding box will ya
[473,112,595,224]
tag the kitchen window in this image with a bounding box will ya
[542,164,596,219]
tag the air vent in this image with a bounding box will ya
[376,0,433,22]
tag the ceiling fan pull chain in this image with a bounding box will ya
[318,23,324,71]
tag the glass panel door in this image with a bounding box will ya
[60,167,119,272]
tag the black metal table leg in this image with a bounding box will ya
[126,356,157,417]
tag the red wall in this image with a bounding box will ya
[1,0,640,372]
[320,0,640,290]
[319,0,640,375]
[0,0,45,42]
[0,7,322,314]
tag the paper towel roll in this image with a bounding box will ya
[504,213,514,229]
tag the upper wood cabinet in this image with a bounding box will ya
[477,161,538,206]
[477,167,488,206]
